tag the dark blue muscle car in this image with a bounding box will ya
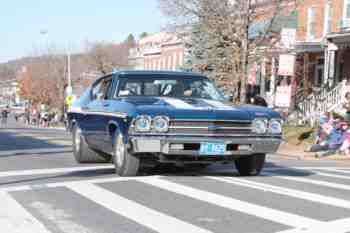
[68,70,283,176]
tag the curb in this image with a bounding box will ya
[275,150,350,161]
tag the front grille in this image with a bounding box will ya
[169,120,252,135]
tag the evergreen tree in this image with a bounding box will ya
[125,34,136,47]
[139,32,149,39]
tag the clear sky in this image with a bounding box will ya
[0,0,166,63]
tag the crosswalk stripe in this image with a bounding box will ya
[264,167,350,171]
[208,176,350,209]
[139,177,323,229]
[0,165,113,178]
[282,167,350,180]
[263,172,350,191]
[66,183,213,233]
[0,191,52,233]
[322,168,350,174]
[0,175,162,192]
[312,171,350,180]
[277,217,350,233]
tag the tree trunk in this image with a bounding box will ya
[240,0,251,104]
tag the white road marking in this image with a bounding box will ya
[66,182,213,233]
[139,178,323,229]
[277,217,350,233]
[264,172,350,191]
[311,171,350,180]
[30,201,94,233]
[0,165,113,178]
[0,191,52,233]
[321,168,350,174]
[0,175,161,192]
[266,167,350,180]
[208,176,350,209]
[264,167,350,171]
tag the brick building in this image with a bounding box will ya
[254,0,350,108]
[287,0,350,90]
[128,32,185,71]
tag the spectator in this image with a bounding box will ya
[342,92,350,122]
[314,121,348,157]
[1,106,10,125]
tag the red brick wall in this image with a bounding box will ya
[143,46,184,71]
[297,0,344,41]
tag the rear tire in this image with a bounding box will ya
[72,125,110,163]
[235,154,266,176]
[113,133,140,176]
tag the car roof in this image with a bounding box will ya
[115,70,207,79]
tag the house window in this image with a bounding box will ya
[323,2,332,35]
[307,7,317,40]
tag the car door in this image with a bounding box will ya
[83,76,113,150]
[99,75,120,153]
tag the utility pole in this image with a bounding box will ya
[67,48,72,93]
[66,43,73,97]
[240,0,251,104]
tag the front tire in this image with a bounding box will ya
[235,154,266,176]
[72,125,110,163]
[113,133,140,176]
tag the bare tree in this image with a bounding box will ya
[85,39,135,75]
[159,0,298,103]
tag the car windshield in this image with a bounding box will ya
[116,76,226,101]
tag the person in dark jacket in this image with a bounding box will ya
[1,106,10,125]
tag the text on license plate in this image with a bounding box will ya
[200,143,226,155]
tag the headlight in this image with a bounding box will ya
[253,118,267,134]
[153,116,169,132]
[134,115,152,132]
[269,119,282,134]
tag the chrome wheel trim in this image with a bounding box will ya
[115,135,125,168]
[74,128,81,152]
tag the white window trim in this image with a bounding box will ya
[343,0,350,28]
[307,7,316,40]
[323,2,331,36]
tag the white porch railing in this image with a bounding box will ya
[297,81,346,126]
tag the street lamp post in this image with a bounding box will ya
[40,30,73,96]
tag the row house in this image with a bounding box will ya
[295,0,343,91]
[128,32,185,71]
[291,0,350,122]
[250,0,350,113]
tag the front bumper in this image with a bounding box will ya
[130,135,282,157]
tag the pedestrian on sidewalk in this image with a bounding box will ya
[342,92,350,123]
[1,106,10,125]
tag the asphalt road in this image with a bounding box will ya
[1,119,350,233]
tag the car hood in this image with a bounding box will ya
[121,97,279,121]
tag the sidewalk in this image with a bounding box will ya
[277,142,350,161]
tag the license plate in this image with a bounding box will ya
[200,143,226,155]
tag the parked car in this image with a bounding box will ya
[68,70,283,176]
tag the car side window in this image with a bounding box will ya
[92,77,112,100]
[118,81,142,97]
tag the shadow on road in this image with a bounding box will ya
[0,150,73,158]
[0,127,70,152]
[141,161,316,178]
[0,160,317,187]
